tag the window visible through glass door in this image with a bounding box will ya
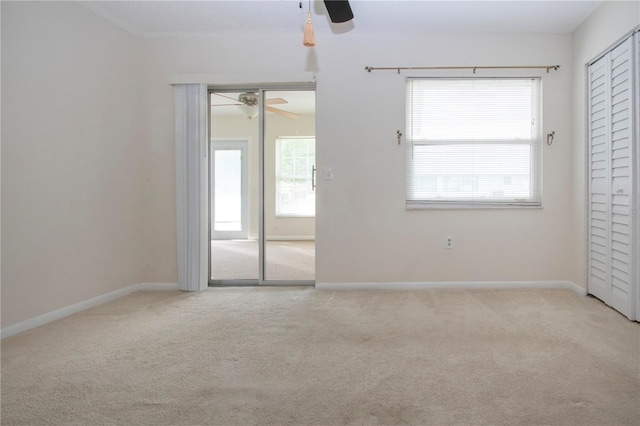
[276,137,316,217]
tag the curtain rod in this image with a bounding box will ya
[364,65,561,74]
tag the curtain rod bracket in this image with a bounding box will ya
[365,66,373,72]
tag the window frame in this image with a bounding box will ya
[405,77,543,209]
[275,136,316,218]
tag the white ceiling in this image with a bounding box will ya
[79,1,603,117]
[81,0,603,37]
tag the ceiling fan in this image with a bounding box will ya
[211,92,299,119]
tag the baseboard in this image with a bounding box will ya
[137,282,180,291]
[316,280,586,295]
[265,236,315,241]
[1,282,179,340]
[566,282,587,295]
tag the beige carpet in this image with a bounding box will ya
[1,288,639,425]
[211,240,315,281]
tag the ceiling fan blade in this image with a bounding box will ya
[265,106,299,119]
[265,97,287,105]
[212,103,241,107]
[211,93,240,103]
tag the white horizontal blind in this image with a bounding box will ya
[406,78,541,207]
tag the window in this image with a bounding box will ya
[406,78,541,207]
[276,137,315,216]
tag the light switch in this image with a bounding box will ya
[324,167,334,180]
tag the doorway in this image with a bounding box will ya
[211,140,249,240]
[209,86,316,285]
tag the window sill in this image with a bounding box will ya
[407,202,542,210]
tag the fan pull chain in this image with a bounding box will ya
[303,0,316,47]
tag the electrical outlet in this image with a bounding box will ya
[445,236,453,249]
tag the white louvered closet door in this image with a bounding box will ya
[588,54,610,305]
[588,33,638,321]
[608,37,634,318]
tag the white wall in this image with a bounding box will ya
[316,33,573,283]
[140,36,316,282]
[1,2,143,327]
[1,3,604,328]
[141,31,574,285]
[571,1,640,289]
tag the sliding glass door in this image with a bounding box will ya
[209,86,315,285]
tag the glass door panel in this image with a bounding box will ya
[263,90,316,282]
[210,91,259,282]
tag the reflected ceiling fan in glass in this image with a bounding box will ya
[211,92,299,119]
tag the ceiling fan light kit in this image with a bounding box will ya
[238,92,259,107]
[239,104,258,119]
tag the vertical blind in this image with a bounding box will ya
[174,83,208,291]
[406,78,542,207]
